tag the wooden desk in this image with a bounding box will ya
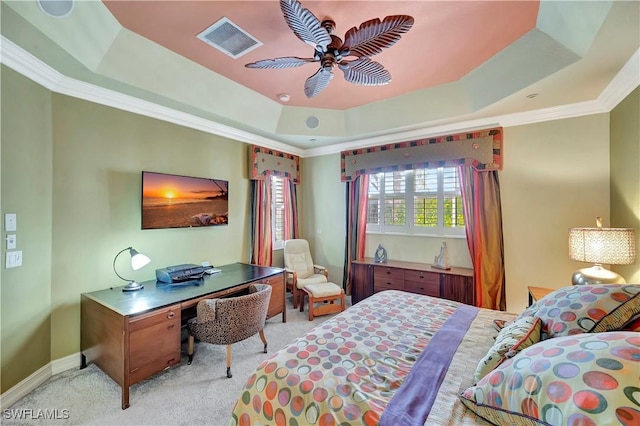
[80,262,284,409]
[527,286,555,306]
[350,258,474,305]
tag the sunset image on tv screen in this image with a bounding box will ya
[142,171,228,229]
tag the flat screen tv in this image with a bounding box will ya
[141,171,228,230]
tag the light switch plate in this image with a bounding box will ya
[6,234,16,250]
[6,251,22,268]
[5,213,17,232]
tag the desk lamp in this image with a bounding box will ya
[568,217,636,285]
[113,246,151,292]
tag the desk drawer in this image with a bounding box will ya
[129,306,181,384]
[263,274,284,319]
[129,305,180,333]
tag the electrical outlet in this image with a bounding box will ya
[6,251,22,268]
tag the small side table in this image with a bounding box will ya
[527,286,555,306]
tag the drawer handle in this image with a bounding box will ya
[167,324,175,330]
[167,312,175,319]
[419,273,424,278]
[386,270,391,274]
[131,367,139,373]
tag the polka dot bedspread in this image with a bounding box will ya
[229,290,516,426]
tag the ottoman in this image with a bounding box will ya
[300,282,345,321]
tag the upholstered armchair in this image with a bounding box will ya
[186,283,272,378]
[283,239,329,308]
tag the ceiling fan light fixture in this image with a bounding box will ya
[277,93,291,102]
[245,0,414,98]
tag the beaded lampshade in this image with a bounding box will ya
[568,217,636,285]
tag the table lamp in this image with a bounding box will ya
[113,246,151,292]
[568,217,636,285]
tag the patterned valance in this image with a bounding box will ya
[341,127,502,181]
[250,145,301,184]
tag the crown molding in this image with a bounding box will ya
[0,37,304,157]
[2,37,638,158]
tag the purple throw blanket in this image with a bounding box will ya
[379,304,479,426]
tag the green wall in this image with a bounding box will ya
[303,114,614,315]
[1,67,53,393]
[2,63,639,394]
[298,153,346,282]
[1,65,253,391]
[610,87,640,283]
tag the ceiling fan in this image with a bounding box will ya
[245,0,414,98]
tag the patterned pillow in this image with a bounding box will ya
[474,316,541,383]
[531,284,640,338]
[621,314,640,332]
[460,332,640,426]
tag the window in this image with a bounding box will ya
[271,176,285,249]
[367,167,465,236]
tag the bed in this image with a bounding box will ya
[230,285,640,426]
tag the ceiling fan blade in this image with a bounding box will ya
[280,0,331,52]
[340,15,414,57]
[338,57,391,86]
[304,67,333,98]
[245,57,316,69]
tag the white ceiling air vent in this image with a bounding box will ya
[197,17,263,59]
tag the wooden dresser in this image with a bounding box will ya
[350,258,475,305]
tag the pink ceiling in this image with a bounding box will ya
[103,1,539,110]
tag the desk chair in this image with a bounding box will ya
[187,283,271,378]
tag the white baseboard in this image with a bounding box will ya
[51,352,81,375]
[0,352,80,411]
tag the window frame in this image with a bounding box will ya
[271,175,285,250]
[366,167,466,238]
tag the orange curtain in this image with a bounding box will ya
[343,174,369,294]
[250,178,273,266]
[458,166,506,311]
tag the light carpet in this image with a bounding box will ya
[3,295,350,426]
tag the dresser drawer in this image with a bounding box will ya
[373,266,404,282]
[374,281,405,293]
[405,280,439,297]
[404,269,439,285]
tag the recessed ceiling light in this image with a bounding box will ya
[277,93,290,102]
[526,93,539,99]
[306,116,319,129]
[37,0,74,18]
[310,138,317,142]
